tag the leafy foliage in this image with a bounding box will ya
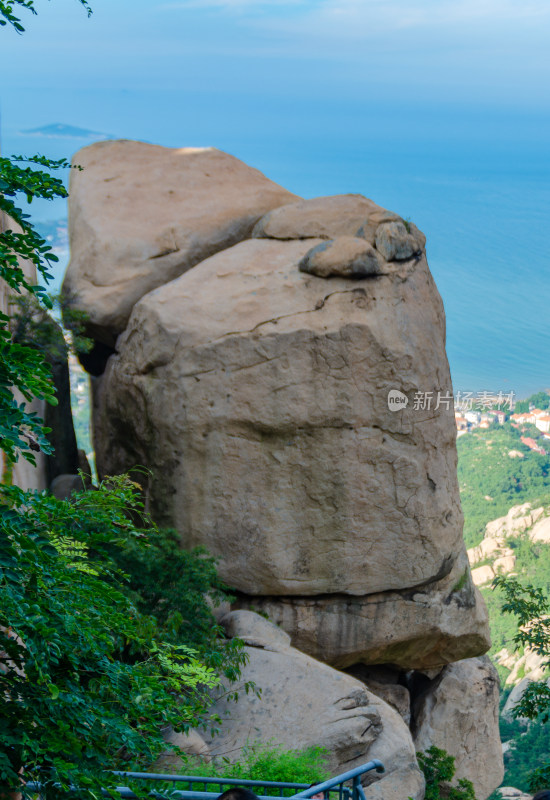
[0,0,91,32]
[113,526,247,682]
[181,741,330,793]
[477,514,550,675]
[0,155,78,468]
[416,747,477,800]
[493,576,550,721]
[0,5,246,786]
[10,291,93,363]
[492,575,550,791]
[502,718,550,791]
[0,476,221,798]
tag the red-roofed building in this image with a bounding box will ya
[521,436,547,455]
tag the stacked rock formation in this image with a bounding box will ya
[64,140,502,799]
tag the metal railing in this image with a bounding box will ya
[26,758,385,800]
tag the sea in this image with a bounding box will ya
[1,87,549,401]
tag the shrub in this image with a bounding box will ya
[416,746,476,800]
[180,741,331,794]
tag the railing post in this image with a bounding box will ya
[352,775,359,800]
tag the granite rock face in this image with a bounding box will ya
[66,141,498,797]
[299,237,385,279]
[412,657,503,800]
[63,140,296,345]
[94,230,473,607]
[83,143,491,663]
[231,553,490,670]
[207,612,424,800]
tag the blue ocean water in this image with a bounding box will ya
[2,88,549,399]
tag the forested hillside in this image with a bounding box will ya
[457,393,550,791]
[458,422,550,549]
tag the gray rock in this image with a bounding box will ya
[347,665,411,725]
[204,612,424,800]
[50,473,86,500]
[412,656,503,800]
[299,237,385,278]
[63,140,297,344]
[220,610,291,650]
[375,221,423,261]
[94,234,465,602]
[232,552,490,671]
[152,728,211,773]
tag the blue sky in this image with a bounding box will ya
[2,0,549,108]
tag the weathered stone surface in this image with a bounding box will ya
[152,728,211,773]
[95,232,466,603]
[375,222,424,262]
[412,656,503,800]
[501,676,532,722]
[220,609,291,650]
[471,564,495,586]
[252,195,401,243]
[497,789,531,800]
[50,473,87,500]
[70,152,498,797]
[485,502,544,539]
[203,613,424,800]
[299,237,385,279]
[468,504,550,587]
[63,140,297,345]
[528,514,550,543]
[231,552,490,670]
[505,649,547,686]
[347,665,411,725]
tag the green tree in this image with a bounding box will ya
[0,476,222,798]
[0,2,245,797]
[493,575,550,790]
[416,747,476,800]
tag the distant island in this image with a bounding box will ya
[22,123,114,140]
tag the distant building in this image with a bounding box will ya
[535,414,550,433]
[455,415,468,431]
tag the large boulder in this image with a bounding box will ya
[63,140,297,345]
[91,188,490,668]
[94,232,465,601]
[208,612,424,800]
[412,657,503,800]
